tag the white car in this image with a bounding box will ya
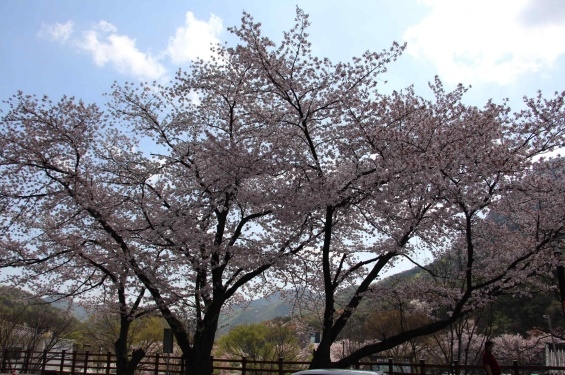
[292,370,383,375]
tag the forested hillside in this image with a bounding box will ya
[0,285,79,352]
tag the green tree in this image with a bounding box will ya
[216,321,301,374]
[78,311,163,355]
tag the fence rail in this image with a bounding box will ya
[2,349,565,375]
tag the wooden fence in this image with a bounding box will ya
[2,349,565,375]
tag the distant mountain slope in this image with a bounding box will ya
[216,268,422,335]
[0,284,88,321]
[44,297,88,321]
[218,292,291,335]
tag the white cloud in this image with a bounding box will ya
[38,21,74,43]
[94,20,118,34]
[38,12,224,82]
[75,21,166,81]
[404,0,565,85]
[166,12,223,64]
[519,0,565,27]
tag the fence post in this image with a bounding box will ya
[210,355,214,374]
[513,360,519,375]
[279,357,284,375]
[83,349,90,375]
[420,359,426,375]
[41,349,48,374]
[1,349,7,373]
[22,348,31,373]
[453,360,459,375]
[242,356,247,375]
[106,351,112,375]
[181,355,185,375]
[154,353,160,375]
[71,350,78,375]
[60,350,66,374]
[388,358,394,375]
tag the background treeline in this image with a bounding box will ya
[2,277,563,367]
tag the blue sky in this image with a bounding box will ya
[1,0,565,108]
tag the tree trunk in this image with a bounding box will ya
[184,349,212,375]
[115,316,145,375]
[184,312,219,375]
[310,336,335,369]
[309,206,337,369]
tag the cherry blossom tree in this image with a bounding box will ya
[218,9,565,369]
[494,332,549,365]
[1,7,565,374]
[425,319,487,366]
[0,94,159,375]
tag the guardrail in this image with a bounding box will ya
[2,349,565,375]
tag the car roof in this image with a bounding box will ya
[292,370,381,375]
